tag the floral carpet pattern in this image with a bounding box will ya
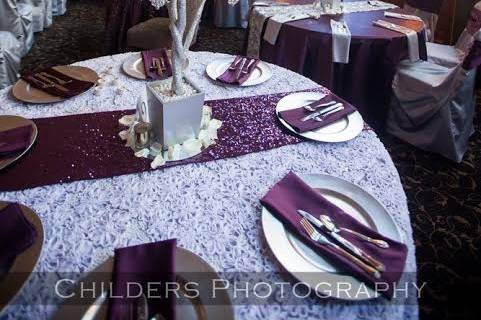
[18,1,480,319]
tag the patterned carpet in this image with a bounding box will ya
[19,1,480,319]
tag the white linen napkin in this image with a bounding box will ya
[263,13,311,45]
[384,11,423,22]
[373,20,420,62]
[330,20,352,64]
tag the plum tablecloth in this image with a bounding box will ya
[0,51,418,320]
[252,0,427,129]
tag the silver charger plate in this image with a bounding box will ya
[261,173,405,300]
[53,247,233,320]
[205,57,273,86]
[276,92,364,143]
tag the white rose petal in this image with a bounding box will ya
[151,154,166,169]
[118,129,130,140]
[198,129,211,148]
[207,127,218,140]
[208,119,222,130]
[168,144,183,161]
[182,138,202,156]
[134,148,150,158]
[118,114,136,126]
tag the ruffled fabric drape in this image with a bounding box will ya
[0,0,34,55]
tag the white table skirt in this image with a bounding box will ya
[0,51,418,320]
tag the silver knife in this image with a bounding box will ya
[301,103,343,121]
[137,293,149,320]
[80,290,108,320]
[297,210,385,272]
[235,58,247,80]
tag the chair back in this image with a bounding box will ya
[457,2,481,70]
[405,0,444,14]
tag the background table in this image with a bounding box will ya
[250,0,427,129]
[0,51,417,319]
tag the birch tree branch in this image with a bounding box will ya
[183,0,207,50]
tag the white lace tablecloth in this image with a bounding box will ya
[0,51,417,320]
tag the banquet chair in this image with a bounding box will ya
[386,12,481,162]
[126,0,206,50]
[404,0,444,41]
[0,31,22,89]
[0,0,34,56]
[426,2,481,69]
[28,0,53,32]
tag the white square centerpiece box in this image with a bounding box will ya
[146,77,205,147]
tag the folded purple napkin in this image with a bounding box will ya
[278,94,356,133]
[217,56,260,85]
[260,172,408,299]
[0,203,37,277]
[21,68,95,98]
[107,239,176,320]
[141,48,173,80]
[0,125,33,157]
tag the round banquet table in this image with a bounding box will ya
[0,51,417,320]
[249,0,427,129]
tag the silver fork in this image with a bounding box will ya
[300,218,381,279]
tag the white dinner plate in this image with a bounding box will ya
[205,57,272,86]
[122,53,147,79]
[276,92,364,143]
[261,173,405,300]
[53,247,233,320]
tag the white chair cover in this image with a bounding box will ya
[214,0,250,28]
[0,31,22,89]
[28,0,53,32]
[0,0,34,56]
[386,2,481,162]
[404,3,438,42]
[426,2,481,69]
[51,0,67,16]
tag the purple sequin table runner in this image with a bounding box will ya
[1,90,346,192]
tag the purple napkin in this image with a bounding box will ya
[217,56,260,85]
[0,125,33,157]
[21,68,95,98]
[278,94,356,133]
[107,239,176,320]
[0,203,37,277]
[141,48,173,80]
[260,172,408,299]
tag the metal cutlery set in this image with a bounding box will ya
[29,71,72,91]
[297,210,389,278]
[150,58,167,77]
[301,101,345,122]
[229,57,256,81]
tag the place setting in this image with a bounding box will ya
[260,172,407,300]
[276,91,364,142]
[11,65,99,104]
[0,201,44,314]
[53,239,233,320]
[0,115,37,170]
[206,55,272,86]
[122,48,188,80]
